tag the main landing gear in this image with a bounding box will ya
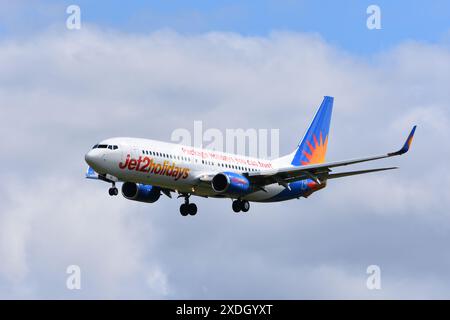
[108,182,118,196]
[179,194,197,216]
[232,199,250,213]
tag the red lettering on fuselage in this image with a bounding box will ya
[140,157,150,172]
[118,154,130,169]
[128,159,137,170]
[119,154,190,181]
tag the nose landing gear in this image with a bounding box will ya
[108,182,118,196]
[179,194,197,216]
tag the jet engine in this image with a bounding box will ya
[121,182,161,203]
[211,172,251,195]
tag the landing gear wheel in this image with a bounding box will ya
[232,200,241,213]
[241,200,250,212]
[188,203,197,216]
[109,187,118,196]
[180,204,189,216]
[179,193,198,216]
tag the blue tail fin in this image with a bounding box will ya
[291,96,334,166]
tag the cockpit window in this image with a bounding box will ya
[92,144,118,150]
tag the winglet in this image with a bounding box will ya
[388,125,417,156]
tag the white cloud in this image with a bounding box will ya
[0,177,168,298]
[0,27,450,298]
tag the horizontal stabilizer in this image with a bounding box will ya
[327,167,398,180]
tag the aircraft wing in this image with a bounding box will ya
[246,126,416,187]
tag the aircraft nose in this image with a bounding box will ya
[85,149,98,167]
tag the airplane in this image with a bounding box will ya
[85,96,416,216]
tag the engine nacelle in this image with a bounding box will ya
[212,172,251,195]
[121,182,161,203]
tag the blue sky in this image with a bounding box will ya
[1,1,450,54]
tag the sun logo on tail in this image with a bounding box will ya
[301,132,328,165]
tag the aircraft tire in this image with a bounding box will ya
[188,203,197,216]
[241,201,250,212]
[232,200,241,213]
[180,204,189,216]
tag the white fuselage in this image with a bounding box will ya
[85,137,311,202]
